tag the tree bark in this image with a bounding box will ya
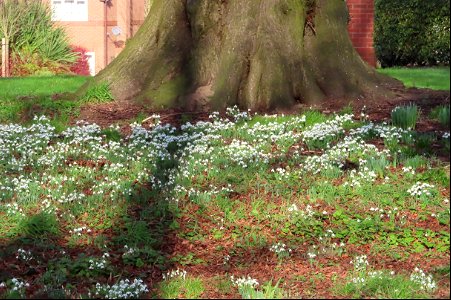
[79,0,392,111]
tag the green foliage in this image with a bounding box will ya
[414,133,437,155]
[377,67,450,91]
[80,82,114,103]
[430,105,450,127]
[339,270,432,299]
[0,76,87,124]
[158,277,204,299]
[68,255,112,278]
[433,265,450,277]
[0,76,87,100]
[0,104,449,298]
[437,106,450,127]
[171,252,205,266]
[375,0,450,66]
[237,280,285,299]
[101,127,122,142]
[391,104,419,130]
[403,155,428,169]
[0,1,78,76]
[365,157,390,177]
[18,212,59,238]
[302,109,328,127]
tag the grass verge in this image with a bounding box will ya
[378,67,450,91]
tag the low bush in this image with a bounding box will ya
[70,46,91,76]
[375,0,450,67]
[0,0,78,76]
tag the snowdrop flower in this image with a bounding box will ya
[410,268,437,291]
[230,275,259,288]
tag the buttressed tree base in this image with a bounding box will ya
[79,0,392,111]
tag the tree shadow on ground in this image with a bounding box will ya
[0,122,196,299]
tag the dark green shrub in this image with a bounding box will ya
[18,212,59,238]
[375,0,450,67]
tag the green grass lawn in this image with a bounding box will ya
[0,75,88,99]
[0,76,88,124]
[378,67,450,91]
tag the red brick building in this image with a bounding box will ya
[347,0,377,67]
[50,0,376,75]
[50,0,146,75]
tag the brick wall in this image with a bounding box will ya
[347,0,376,67]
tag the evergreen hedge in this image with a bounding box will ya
[375,0,450,67]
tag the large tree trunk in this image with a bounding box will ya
[79,0,391,111]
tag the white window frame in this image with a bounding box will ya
[51,0,88,22]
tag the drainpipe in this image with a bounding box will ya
[99,0,110,68]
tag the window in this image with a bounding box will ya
[85,52,96,76]
[52,0,88,22]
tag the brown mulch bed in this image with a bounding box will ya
[75,84,450,131]
[38,85,447,299]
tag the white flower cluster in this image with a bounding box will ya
[0,278,30,295]
[237,115,305,146]
[303,205,315,218]
[162,268,187,281]
[368,270,393,279]
[230,275,259,288]
[41,198,58,214]
[70,226,92,236]
[223,254,231,264]
[287,204,299,213]
[271,167,290,180]
[122,245,138,257]
[320,229,336,240]
[4,202,25,217]
[94,278,148,299]
[407,182,435,197]
[311,230,346,257]
[57,192,86,204]
[223,139,270,168]
[350,270,393,285]
[269,242,292,256]
[402,166,416,175]
[349,122,410,142]
[290,204,315,218]
[350,255,369,271]
[443,132,450,139]
[0,116,55,171]
[410,268,437,291]
[16,248,33,262]
[62,121,102,145]
[302,136,387,175]
[343,167,377,188]
[208,111,221,121]
[302,114,353,145]
[1,176,34,200]
[226,106,252,122]
[369,206,399,219]
[350,276,366,285]
[89,253,110,270]
[183,184,234,201]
